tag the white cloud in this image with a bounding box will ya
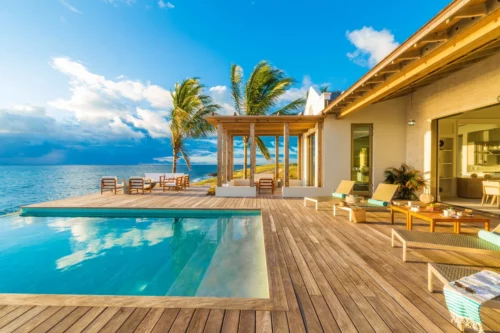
[48,57,173,139]
[279,76,311,104]
[0,105,57,134]
[346,26,399,67]
[60,0,83,13]
[158,0,174,8]
[208,85,236,115]
[127,107,171,138]
[109,117,144,139]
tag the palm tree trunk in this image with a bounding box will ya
[172,148,178,173]
[243,137,248,179]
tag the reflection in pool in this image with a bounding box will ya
[0,210,268,298]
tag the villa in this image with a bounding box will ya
[210,0,500,216]
[1,1,500,333]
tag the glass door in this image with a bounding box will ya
[351,124,373,195]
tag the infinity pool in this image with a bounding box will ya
[0,208,268,298]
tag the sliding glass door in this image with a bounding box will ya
[351,124,373,195]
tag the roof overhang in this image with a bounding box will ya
[324,0,500,118]
[205,115,326,136]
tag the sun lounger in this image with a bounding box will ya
[129,177,152,194]
[100,176,124,194]
[392,226,500,262]
[427,263,500,309]
[304,180,356,210]
[333,183,399,222]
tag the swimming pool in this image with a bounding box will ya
[0,208,269,299]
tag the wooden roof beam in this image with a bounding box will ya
[418,30,449,44]
[453,3,488,19]
[397,48,422,61]
[379,63,402,74]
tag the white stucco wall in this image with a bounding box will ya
[406,52,500,177]
[321,97,408,194]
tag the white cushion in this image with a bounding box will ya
[231,179,251,186]
[102,176,117,180]
[289,179,305,186]
[144,173,163,182]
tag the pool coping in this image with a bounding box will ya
[1,207,289,311]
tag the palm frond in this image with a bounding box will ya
[272,98,306,115]
[230,64,244,115]
[256,137,271,161]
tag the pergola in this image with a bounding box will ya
[205,115,326,192]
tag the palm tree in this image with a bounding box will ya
[170,78,220,173]
[230,61,306,178]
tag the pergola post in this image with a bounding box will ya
[315,122,323,187]
[217,122,223,187]
[224,128,229,183]
[298,134,302,180]
[284,123,289,187]
[275,136,279,181]
[229,135,234,180]
[250,123,256,187]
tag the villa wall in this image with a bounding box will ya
[308,97,407,195]
[405,52,500,179]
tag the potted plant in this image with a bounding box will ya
[384,163,426,200]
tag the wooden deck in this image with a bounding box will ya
[2,187,500,333]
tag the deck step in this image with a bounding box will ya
[166,220,220,296]
[195,216,269,298]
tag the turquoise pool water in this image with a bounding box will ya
[0,208,268,298]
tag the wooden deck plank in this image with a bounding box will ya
[66,307,106,333]
[0,306,33,329]
[48,306,91,332]
[186,309,210,333]
[97,307,134,333]
[168,308,195,332]
[151,309,179,333]
[12,307,63,333]
[116,308,150,333]
[237,310,255,333]
[0,306,47,333]
[221,310,240,333]
[134,308,164,333]
[255,311,272,333]
[29,306,77,333]
[80,307,121,333]
[203,309,224,333]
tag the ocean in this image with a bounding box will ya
[0,165,231,215]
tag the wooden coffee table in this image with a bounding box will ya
[408,211,490,234]
[390,205,411,228]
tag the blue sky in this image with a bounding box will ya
[0,0,449,165]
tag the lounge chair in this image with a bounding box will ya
[391,224,500,262]
[161,176,183,191]
[304,180,356,210]
[100,176,124,194]
[427,263,500,309]
[129,177,152,194]
[183,175,190,189]
[333,183,399,222]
